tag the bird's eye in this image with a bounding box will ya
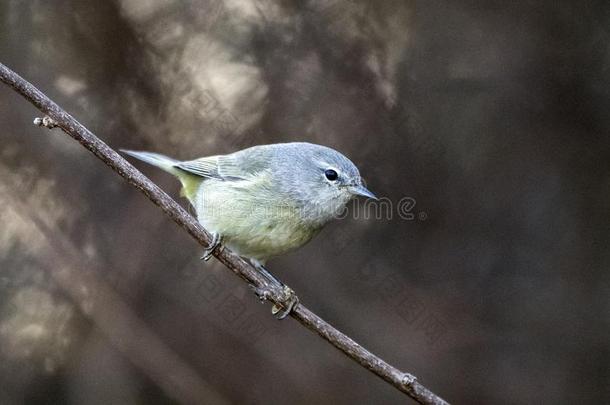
[324,169,338,181]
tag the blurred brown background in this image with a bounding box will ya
[1,1,609,404]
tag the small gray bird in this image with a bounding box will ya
[122,142,376,317]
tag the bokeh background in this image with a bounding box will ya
[1,1,609,404]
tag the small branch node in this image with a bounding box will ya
[33,116,59,129]
[249,283,272,302]
[401,372,418,386]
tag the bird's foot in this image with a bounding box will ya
[200,232,221,261]
[248,284,299,320]
[271,285,299,320]
[248,260,299,319]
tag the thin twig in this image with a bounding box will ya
[0,174,230,405]
[0,62,449,405]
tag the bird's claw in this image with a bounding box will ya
[271,286,299,320]
[200,233,221,261]
[248,284,299,320]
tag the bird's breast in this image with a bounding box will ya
[192,177,322,261]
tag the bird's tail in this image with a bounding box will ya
[120,150,182,176]
[121,149,202,203]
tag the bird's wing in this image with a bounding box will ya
[175,156,225,179]
[175,148,271,181]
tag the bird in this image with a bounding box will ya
[122,142,376,318]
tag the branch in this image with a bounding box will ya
[0,62,449,405]
[1,174,229,405]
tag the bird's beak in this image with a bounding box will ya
[348,184,378,200]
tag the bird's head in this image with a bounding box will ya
[274,143,377,225]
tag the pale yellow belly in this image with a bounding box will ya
[194,178,320,261]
